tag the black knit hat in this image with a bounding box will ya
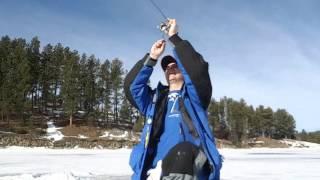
[161,55,177,71]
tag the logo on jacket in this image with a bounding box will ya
[168,92,181,117]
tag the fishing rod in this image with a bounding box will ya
[148,0,171,33]
[149,0,168,20]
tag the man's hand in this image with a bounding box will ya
[150,39,166,60]
[166,18,178,37]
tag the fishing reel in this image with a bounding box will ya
[158,21,170,33]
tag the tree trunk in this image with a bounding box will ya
[31,89,34,112]
[79,89,82,110]
[54,81,58,110]
[114,95,118,123]
[106,111,109,128]
[37,89,40,113]
[69,113,73,126]
[6,114,9,125]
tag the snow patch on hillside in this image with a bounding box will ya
[45,121,64,141]
[280,139,320,148]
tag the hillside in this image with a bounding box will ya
[1,120,319,149]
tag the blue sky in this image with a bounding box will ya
[1,0,319,131]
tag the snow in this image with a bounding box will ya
[0,131,14,134]
[45,121,64,141]
[109,131,128,138]
[100,130,130,139]
[1,146,320,180]
[0,147,132,180]
[220,148,320,180]
[78,135,88,139]
[253,140,264,144]
[280,139,320,148]
[99,131,110,138]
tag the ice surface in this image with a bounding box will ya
[0,147,132,180]
[1,146,320,180]
[220,148,320,180]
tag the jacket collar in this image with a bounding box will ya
[156,82,187,97]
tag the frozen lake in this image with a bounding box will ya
[0,147,319,180]
[220,148,320,180]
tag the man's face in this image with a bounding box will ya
[165,62,184,85]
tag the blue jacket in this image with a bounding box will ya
[124,35,222,180]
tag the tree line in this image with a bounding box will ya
[296,130,320,144]
[208,97,296,145]
[0,35,136,128]
[0,35,297,142]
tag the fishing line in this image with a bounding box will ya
[148,0,171,40]
[149,0,169,20]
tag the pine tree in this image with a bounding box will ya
[10,38,31,122]
[61,48,80,126]
[287,115,296,139]
[0,36,12,122]
[300,129,308,141]
[227,99,248,146]
[39,44,53,112]
[119,95,132,123]
[254,105,264,137]
[97,60,112,125]
[238,99,249,144]
[78,53,87,112]
[51,44,64,110]
[208,99,220,132]
[85,55,99,116]
[261,107,274,138]
[246,105,256,138]
[119,70,135,125]
[220,97,231,139]
[274,109,296,139]
[110,58,124,124]
[27,37,41,111]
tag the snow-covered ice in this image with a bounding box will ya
[1,146,320,180]
[0,147,132,180]
[220,147,320,180]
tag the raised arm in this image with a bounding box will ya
[124,39,166,115]
[166,19,212,109]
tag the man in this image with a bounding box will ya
[124,19,222,180]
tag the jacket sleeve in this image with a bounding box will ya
[124,54,156,116]
[170,34,212,109]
